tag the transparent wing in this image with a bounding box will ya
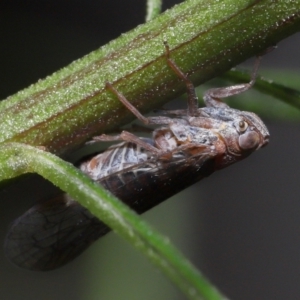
[5,194,109,271]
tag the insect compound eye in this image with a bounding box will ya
[237,120,248,133]
[238,131,260,150]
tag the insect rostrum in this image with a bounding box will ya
[5,47,269,271]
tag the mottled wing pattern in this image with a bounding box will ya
[5,194,109,271]
[5,144,216,271]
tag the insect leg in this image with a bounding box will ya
[105,82,174,126]
[203,56,261,108]
[94,131,161,154]
[164,41,199,117]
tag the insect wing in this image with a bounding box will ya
[99,150,216,213]
[5,194,109,271]
[5,151,216,271]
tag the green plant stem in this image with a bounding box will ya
[0,0,299,155]
[0,142,228,300]
[146,0,162,21]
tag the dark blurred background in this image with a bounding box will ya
[1,1,300,299]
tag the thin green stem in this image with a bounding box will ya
[0,142,228,300]
[146,0,162,21]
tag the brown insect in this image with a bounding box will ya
[5,43,269,271]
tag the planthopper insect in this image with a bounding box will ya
[5,43,270,271]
